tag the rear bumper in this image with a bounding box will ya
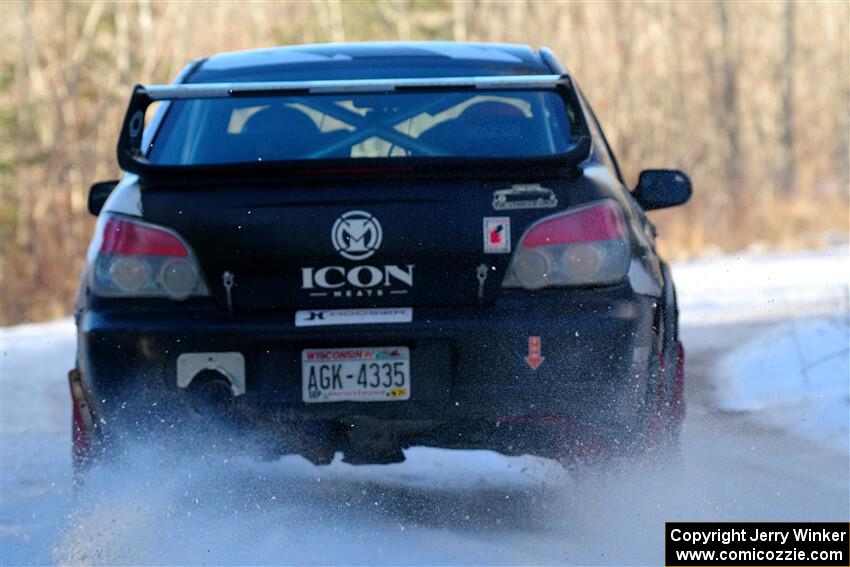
[77,285,658,451]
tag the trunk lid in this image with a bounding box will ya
[140,171,575,312]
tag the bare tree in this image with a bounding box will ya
[778,0,796,196]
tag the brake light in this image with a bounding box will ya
[521,201,626,246]
[502,199,631,290]
[88,214,209,300]
[100,218,188,257]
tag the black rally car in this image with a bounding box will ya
[72,42,691,467]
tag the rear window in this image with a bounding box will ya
[148,91,576,165]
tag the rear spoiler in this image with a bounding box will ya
[117,74,588,177]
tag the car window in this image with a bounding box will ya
[148,91,576,164]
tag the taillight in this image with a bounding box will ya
[502,199,631,289]
[88,214,209,299]
[100,218,188,257]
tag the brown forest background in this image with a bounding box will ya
[0,1,848,325]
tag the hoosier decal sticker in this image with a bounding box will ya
[492,184,558,210]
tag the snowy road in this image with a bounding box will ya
[2,249,848,565]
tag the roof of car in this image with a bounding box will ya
[188,42,554,83]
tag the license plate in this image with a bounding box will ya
[301,346,410,403]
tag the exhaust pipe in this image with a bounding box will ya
[192,373,235,408]
[185,370,238,419]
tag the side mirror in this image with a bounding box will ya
[88,180,119,216]
[633,169,692,210]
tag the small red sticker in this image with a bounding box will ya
[483,217,511,253]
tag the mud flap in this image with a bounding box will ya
[645,340,686,457]
[670,341,686,427]
[645,350,667,453]
[68,368,95,476]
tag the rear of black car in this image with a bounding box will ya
[74,44,678,467]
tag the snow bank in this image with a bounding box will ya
[675,245,849,455]
[674,246,849,326]
[717,316,849,455]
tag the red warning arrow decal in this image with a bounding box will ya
[525,336,544,370]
